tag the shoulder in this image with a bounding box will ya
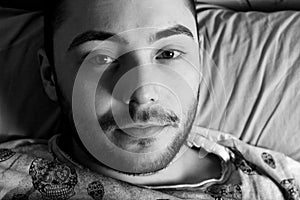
[0,138,52,160]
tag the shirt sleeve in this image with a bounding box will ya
[219,138,300,200]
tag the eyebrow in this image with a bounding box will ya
[67,24,194,51]
[68,31,127,51]
[150,24,194,43]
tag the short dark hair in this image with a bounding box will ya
[43,0,196,64]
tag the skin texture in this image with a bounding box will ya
[39,0,217,183]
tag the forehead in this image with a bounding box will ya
[54,0,196,51]
[67,0,194,29]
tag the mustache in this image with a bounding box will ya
[99,105,180,132]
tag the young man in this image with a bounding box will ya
[0,0,300,199]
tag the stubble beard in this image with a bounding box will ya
[56,81,199,175]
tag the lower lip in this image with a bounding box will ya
[117,126,166,138]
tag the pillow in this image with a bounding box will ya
[0,7,60,142]
[194,3,300,161]
[196,0,300,11]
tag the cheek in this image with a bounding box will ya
[53,54,79,104]
[94,69,120,115]
[168,68,200,116]
[175,84,198,117]
[54,69,77,106]
[95,87,112,116]
[182,55,201,94]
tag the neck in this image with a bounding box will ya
[59,134,222,187]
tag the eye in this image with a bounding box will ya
[156,50,182,60]
[91,54,117,65]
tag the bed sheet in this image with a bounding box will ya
[194,4,300,161]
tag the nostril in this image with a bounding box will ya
[129,98,137,105]
[129,97,155,106]
[129,87,158,105]
[129,95,157,105]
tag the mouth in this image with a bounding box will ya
[116,125,167,138]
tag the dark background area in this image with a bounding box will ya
[0,1,44,11]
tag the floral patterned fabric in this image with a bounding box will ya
[0,128,299,200]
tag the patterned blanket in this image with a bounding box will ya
[0,128,299,200]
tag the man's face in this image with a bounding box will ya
[51,0,200,173]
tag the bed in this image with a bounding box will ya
[1,0,299,159]
[0,0,300,198]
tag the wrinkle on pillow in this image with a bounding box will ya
[0,7,60,142]
[194,4,300,161]
[195,0,300,11]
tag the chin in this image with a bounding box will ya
[111,126,188,173]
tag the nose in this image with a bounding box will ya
[130,85,159,105]
[116,50,160,105]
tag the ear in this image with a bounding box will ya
[38,49,58,102]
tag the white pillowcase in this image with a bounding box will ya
[194,3,300,161]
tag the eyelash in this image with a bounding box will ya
[85,53,118,67]
[83,48,185,67]
[93,55,117,65]
[155,49,185,60]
